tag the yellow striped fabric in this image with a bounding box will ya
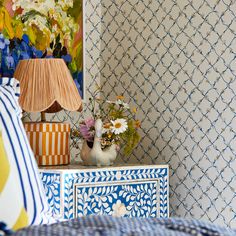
[0,131,29,231]
[12,208,28,231]
[0,131,10,193]
[24,123,70,166]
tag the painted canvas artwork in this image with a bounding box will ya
[0,0,84,98]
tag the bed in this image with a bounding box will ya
[10,216,236,236]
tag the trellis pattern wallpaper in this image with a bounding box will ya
[25,0,236,228]
[99,0,236,228]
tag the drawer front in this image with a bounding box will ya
[75,181,158,218]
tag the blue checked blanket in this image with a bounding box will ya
[11,216,236,236]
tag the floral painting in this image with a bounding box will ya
[0,0,84,98]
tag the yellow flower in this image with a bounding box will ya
[0,7,14,38]
[102,123,112,134]
[49,8,55,15]
[132,107,137,114]
[116,95,124,100]
[103,123,111,129]
[134,120,141,128]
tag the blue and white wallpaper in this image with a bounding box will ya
[99,0,236,228]
[26,0,236,228]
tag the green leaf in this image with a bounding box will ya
[68,60,77,73]
[67,1,82,21]
[56,34,60,44]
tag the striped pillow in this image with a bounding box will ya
[0,77,55,232]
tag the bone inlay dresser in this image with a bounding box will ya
[40,164,169,219]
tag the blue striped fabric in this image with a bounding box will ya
[0,77,55,231]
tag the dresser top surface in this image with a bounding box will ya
[39,163,168,172]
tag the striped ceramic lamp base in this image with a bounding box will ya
[24,122,70,166]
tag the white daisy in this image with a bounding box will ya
[122,102,130,109]
[115,99,123,106]
[111,119,128,135]
[106,100,116,104]
[115,99,130,109]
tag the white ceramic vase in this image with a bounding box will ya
[80,141,96,166]
[80,140,118,166]
[80,119,118,166]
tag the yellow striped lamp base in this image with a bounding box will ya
[24,122,70,166]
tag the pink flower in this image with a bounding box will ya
[85,118,95,127]
[79,118,95,142]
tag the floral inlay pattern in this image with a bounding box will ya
[40,166,168,219]
[76,182,158,218]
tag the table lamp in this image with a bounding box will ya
[14,58,82,166]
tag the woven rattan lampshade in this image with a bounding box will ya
[14,58,82,113]
[14,58,83,166]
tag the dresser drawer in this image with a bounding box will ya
[40,165,169,219]
[75,180,158,217]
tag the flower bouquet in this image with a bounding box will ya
[72,96,140,165]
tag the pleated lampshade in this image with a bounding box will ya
[14,58,83,166]
[14,58,82,113]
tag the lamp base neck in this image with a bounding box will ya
[41,112,46,122]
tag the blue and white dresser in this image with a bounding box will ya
[39,165,169,219]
